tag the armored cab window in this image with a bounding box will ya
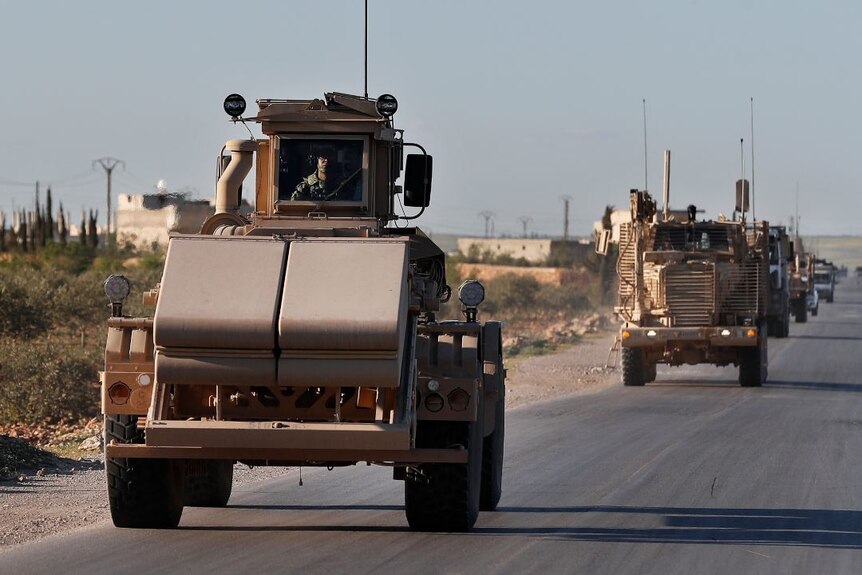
[653,225,731,251]
[277,137,367,203]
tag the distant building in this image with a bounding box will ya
[457,237,592,265]
[116,193,213,248]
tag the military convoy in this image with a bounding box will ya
[101,92,505,531]
[612,176,770,387]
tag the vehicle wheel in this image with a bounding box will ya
[480,386,505,512]
[184,460,234,507]
[812,306,818,317]
[795,304,807,323]
[621,347,646,386]
[645,362,657,383]
[781,314,790,337]
[405,417,484,532]
[739,328,767,387]
[104,415,185,528]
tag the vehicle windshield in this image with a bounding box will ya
[278,138,364,202]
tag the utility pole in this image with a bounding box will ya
[93,157,125,240]
[517,216,532,238]
[560,195,572,241]
[478,211,495,238]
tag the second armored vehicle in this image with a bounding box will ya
[614,187,769,387]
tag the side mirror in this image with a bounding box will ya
[404,154,433,207]
[595,229,611,256]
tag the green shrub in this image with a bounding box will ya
[0,337,99,425]
[0,272,50,338]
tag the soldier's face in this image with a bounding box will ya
[317,156,329,171]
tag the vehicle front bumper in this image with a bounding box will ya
[620,326,760,348]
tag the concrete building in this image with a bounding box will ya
[457,238,554,264]
[457,237,592,265]
[116,193,213,248]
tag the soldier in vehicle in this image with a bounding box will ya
[291,149,333,201]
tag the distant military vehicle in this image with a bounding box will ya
[814,259,836,303]
[612,178,769,387]
[788,247,815,322]
[100,92,505,532]
[766,226,791,336]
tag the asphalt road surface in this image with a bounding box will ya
[4,282,862,574]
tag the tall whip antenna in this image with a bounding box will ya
[364,0,369,99]
[642,98,648,191]
[750,97,755,220]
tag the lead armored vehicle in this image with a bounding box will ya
[100,92,505,532]
[614,187,769,387]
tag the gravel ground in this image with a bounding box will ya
[0,331,618,551]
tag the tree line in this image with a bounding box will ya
[0,187,101,252]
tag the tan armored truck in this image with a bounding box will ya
[100,92,505,532]
[788,246,816,322]
[765,225,791,337]
[614,187,769,387]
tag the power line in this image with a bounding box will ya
[93,157,125,236]
[478,211,495,238]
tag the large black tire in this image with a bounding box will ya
[480,388,505,511]
[812,305,818,317]
[621,347,646,386]
[795,303,808,323]
[405,418,484,532]
[104,415,185,528]
[184,460,234,507]
[645,362,657,383]
[739,327,767,387]
[781,312,790,337]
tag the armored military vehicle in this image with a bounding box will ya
[788,248,815,322]
[100,92,506,532]
[614,186,769,387]
[813,259,836,303]
[765,226,791,336]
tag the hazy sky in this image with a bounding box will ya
[1,0,860,237]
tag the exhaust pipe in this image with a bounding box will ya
[215,139,258,214]
[662,149,671,221]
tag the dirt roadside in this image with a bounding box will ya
[0,331,619,550]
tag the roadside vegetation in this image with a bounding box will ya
[0,242,163,427]
[443,243,616,357]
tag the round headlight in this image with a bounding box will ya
[104,274,131,303]
[458,280,485,307]
[223,93,246,118]
[376,94,398,117]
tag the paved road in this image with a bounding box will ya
[4,281,862,574]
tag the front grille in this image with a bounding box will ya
[718,261,762,315]
[662,262,715,326]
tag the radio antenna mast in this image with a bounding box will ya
[750,97,755,220]
[642,98,648,191]
[364,0,369,99]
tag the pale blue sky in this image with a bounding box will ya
[1,0,860,236]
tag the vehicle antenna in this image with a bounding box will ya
[364,0,369,99]
[795,180,800,242]
[750,97,755,220]
[642,98,648,191]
